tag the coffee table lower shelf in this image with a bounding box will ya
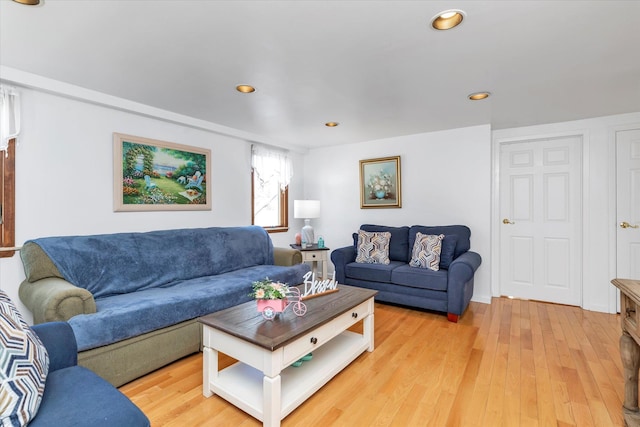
[207,331,367,422]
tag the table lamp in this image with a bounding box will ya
[294,200,320,247]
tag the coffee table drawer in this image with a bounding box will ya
[282,299,372,363]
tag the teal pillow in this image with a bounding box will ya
[0,290,49,426]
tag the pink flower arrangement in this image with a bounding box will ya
[250,278,289,300]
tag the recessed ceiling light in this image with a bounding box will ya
[468,92,490,100]
[12,0,40,4]
[236,85,255,93]
[325,122,339,127]
[430,9,465,30]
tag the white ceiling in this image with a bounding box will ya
[1,0,639,150]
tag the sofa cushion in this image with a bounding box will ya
[29,366,149,427]
[439,235,458,270]
[25,226,276,298]
[0,290,49,427]
[355,230,391,264]
[344,278,449,313]
[409,233,444,270]
[360,224,410,262]
[345,260,406,283]
[68,263,310,351]
[409,225,471,261]
[391,264,449,291]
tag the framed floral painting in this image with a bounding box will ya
[359,156,402,208]
[113,133,211,211]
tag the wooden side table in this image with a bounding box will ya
[290,244,329,279]
[611,278,640,427]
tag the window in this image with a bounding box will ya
[0,85,19,258]
[251,145,292,232]
[0,138,16,258]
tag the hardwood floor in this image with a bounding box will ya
[120,298,625,426]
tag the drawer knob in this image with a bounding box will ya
[310,337,318,344]
[627,307,636,317]
[352,312,358,319]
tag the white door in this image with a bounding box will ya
[499,136,582,305]
[616,128,640,281]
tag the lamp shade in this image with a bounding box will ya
[294,200,320,219]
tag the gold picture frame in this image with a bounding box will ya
[360,156,402,209]
[113,133,211,212]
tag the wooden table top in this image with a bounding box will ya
[199,285,377,351]
[612,278,640,302]
[289,244,330,251]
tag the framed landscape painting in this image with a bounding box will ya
[113,133,211,211]
[360,156,402,209]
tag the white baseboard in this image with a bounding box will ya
[471,294,492,305]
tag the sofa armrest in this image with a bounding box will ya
[330,246,357,283]
[448,251,482,282]
[447,251,482,317]
[19,277,96,324]
[31,322,78,372]
[273,247,302,266]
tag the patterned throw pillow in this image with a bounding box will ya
[355,230,391,264]
[0,290,49,427]
[409,233,445,270]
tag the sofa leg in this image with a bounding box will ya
[447,313,459,323]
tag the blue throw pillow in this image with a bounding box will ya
[440,235,458,269]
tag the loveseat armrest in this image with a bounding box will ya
[19,277,96,324]
[449,251,482,280]
[330,246,357,283]
[31,322,78,372]
[447,251,482,319]
[273,247,302,266]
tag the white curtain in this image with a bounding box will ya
[251,144,293,191]
[0,85,21,153]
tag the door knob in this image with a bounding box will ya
[620,221,639,229]
[502,218,515,225]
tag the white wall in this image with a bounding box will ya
[0,86,306,320]
[301,125,493,304]
[493,112,640,313]
[3,81,637,320]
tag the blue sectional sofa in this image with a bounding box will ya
[19,226,310,386]
[331,224,481,322]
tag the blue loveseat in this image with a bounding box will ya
[331,224,481,322]
[19,226,310,386]
[30,322,150,427]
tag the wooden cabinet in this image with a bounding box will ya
[611,278,640,427]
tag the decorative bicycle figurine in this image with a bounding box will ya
[258,287,307,320]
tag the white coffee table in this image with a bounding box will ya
[199,285,377,427]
